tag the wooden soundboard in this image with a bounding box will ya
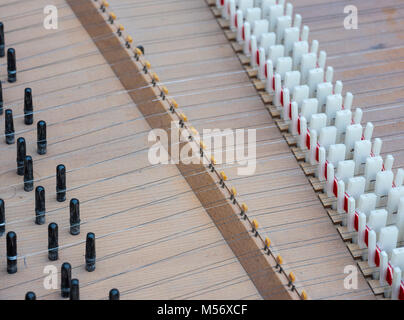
[0,0,402,300]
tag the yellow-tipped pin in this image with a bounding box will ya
[171,99,179,109]
[301,290,308,300]
[101,1,109,11]
[118,24,124,31]
[152,73,160,83]
[109,12,116,22]
[252,219,259,230]
[200,141,206,150]
[276,255,283,265]
[180,113,188,122]
[125,35,133,48]
[264,237,271,248]
[135,47,143,56]
[289,272,296,283]
[189,126,198,136]
[231,187,237,196]
[161,86,169,95]
[211,156,216,165]
[220,171,227,181]
[241,203,248,213]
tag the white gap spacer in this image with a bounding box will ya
[317,146,326,180]
[311,40,319,55]
[222,0,229,19]
[292,41,309,70]
[239,0,254,16]
[268,4,284,32]
[260,32,276,55]
[293,13,302,29]
[347,197,356,232]
[325,162,335,195]
[318,51,327,70]
[379,251,389,286]
[229,0,237,30]
[386,184,404,215]
[281,88,290,120]
[384,154,394,171]
[372,138,382,156]
[216,0,224,9]
[246,7,262,26]
[283,70,300,92]
[250,36,258,67]
[268,44,285,67]
[397,199,404,241]
[391,247,404,271]
[334,80,343,95]
[344,124,362,158]
[289,101,298,135]
[236,10,244,43]
[264,60,274,93]
[300,52,317,82]
[253,20,269,41]
[357,211,367,248]
[325,94,343,125]
[298,116,307,149]
[307,68,324,97]
[309,113,327,133]
[358,193,377,218]
[375,170,394,203]
[300,25,309,42]
[285,3,293,17]
[243,22,252,55]
[378,225,398,253]
[276,15,292,44]
[257,48,267,80]
[392,266,402,300]
[273,73,282,107]
[344,92,353,110]
[337,179,345,213]
[347,176,366,200]
[394,168,404,187]
[325,66,334,83]
[261,0,276,20]
[364,156,383,191]
[363,122,374,141]
[292,84,309,108]
[336,160,355,184]
[319,126,337,151]
[368,229,377,267]
[300,98,318,122]
[353,107,363,124]
[327,144,346,166]
[316,82,333,111]
[284,27,299,56]
[308,128,318,165]
[335,110,352,142]
[276,56,292,80]
[353,139,371,175]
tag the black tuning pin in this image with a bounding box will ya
[61,262,71,298]
[37,120,46,155]
[6,231,17,274]
[56,164,66,202]
[0,80,3,115]
[69,198,80,235]
[70,279,80,300]
[109,288,120,300]
[7,48,16,83]
[24,88,34,125]
[35,186,45,225]
[16,137,26,175]
[136,45,144,55]
[48,222,58,261]
[85,232,96,272]
[0,22,4,57]
[25,291,36,300]
[0,199,5,236]
[24,155,34,192]
[5,109,15,144]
